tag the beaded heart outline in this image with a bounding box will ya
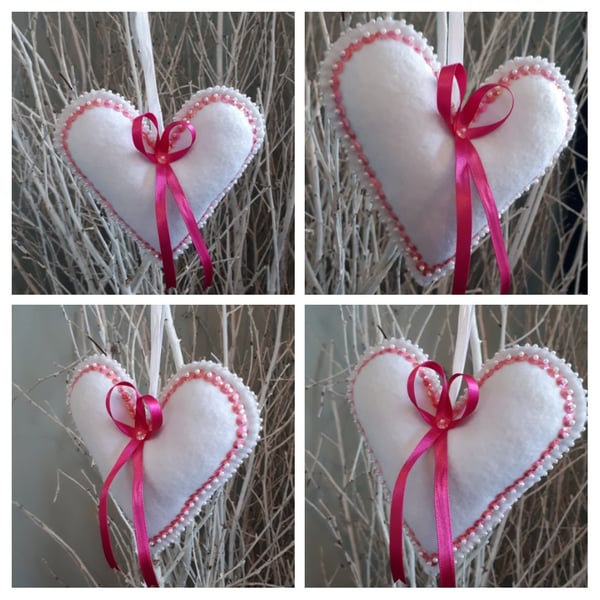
[348,337,587,574]
[67,353,262,555]
[54,86,265,265]
[319,17,577,288]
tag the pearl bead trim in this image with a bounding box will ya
[67,353,261,556]
[319,17,578,288]
[54,87,265,271]
[348,338,587,574]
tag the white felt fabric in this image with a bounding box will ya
[68,354,260,554]
[349,338,586,570]
[55,88,264,260]
[320,18,577,286]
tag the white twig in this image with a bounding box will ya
[132,12,163,129]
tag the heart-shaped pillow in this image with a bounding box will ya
[320,18,577,287]
[55,87,264,263]
[349,338,586,573]
[68,354,260,554]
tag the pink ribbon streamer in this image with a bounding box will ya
[132,113,213,290]
[389,361,479,587]
[99,381,164,587]
[437,63,514,294]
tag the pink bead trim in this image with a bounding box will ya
[488,59,576,142]
[69,362,136,419]
[56,87,263,262]
[348,340,585,570]
[69,355,258,552]
[323,21,577,285]
[151,367,249,545]
[350,345,438,409]
[329,29,445,277]
[408,350,575,565]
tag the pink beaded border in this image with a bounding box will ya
[55,87,264,262]
[67,354,260,556]
[321,18,577,287]
[348,339,586,571]
[68,358,136,419]
[150,365,252,547]
[349,345,438,407]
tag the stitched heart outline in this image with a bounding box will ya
[348,338,586,573]
[68,354,261,555]
[320,18,577,287]
[55,87,265,264]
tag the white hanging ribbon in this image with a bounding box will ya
[164,306,184,370]
[447,12,465,66]
[436,12,465,110]
[450,305,474,404]
[436,12,465,66]
[149,305,166,397]
[148,305,184,398]
[131,12,163,131]
[450,304,483,406]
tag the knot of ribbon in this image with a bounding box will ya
[132,113,213,290]
[437,63,514,294]
[99,381,163,587]
[389,360,479,587]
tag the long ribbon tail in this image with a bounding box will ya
[437,64,513,294]
[155,164,177,289]
[165,167,214,288]
[98,439,140,571]
[433,434,455,587]
[132,446,159,587]
[452,137,474,295]
[390,427,442,583]
[464,144,511,294]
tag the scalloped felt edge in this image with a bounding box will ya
[348,337,586,576]
[54,86,265,266]
[319,17,577,287]
[67,353,261,556]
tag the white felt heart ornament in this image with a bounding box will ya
[55,87,264,262]
[349,338,586,572]
[68,354,260,554]
[320,18,577,286]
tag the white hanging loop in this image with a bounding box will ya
[148,305,184,397]
[131,12,163,131]
[447,12,465,66]
[450,305,474,404]
[437,12,465,109]
[164,306,184,370]
[149,305,166,397]
[436,12,465,66]
[449,304,483,406]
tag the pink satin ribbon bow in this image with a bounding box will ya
[132,113,213,290]
[389,361,480,587]
[99,381,164,587]
[437,64,514,294]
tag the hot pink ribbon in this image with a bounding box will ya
[389,361,479,587]
[132,113,213,290]
[437,63,514,294]
[99,381,164,587]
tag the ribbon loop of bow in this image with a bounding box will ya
[437,63,514,294]
[99,381,164,587]
[389,360,479,587]
[132,113,213,290]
